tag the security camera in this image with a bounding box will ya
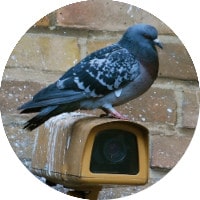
[31,113,149,189]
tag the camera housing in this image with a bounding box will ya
[31,114,149,188]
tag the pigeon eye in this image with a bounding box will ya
[143,33,153,40]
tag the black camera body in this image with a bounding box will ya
[31,114,149,188]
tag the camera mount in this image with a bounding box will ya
[31,112,149,199]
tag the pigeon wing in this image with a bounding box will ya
[57,43,141,97]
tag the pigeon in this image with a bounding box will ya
[18,23,163,131]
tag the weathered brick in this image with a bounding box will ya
[0,80,44,114]
[182,90,199,128]
[7,33,80,72]
[3,67,62,84]
[158,36,197,81]
[87,39,117,54]
[115,87,177,124]
[1,80,41,159]
[56,0,172,34]
[4,124,37,159]
[151,135,192,169]
[1,113,38,159]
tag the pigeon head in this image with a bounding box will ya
[119,24,163,57]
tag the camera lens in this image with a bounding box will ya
[103,138,127,163]
[90,129,139,175]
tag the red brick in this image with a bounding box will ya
[35,16,50,27]
[1,113,38,159]
[1,81,44,159]
[56,0,172,34]
[182,90,199,128]
[3,123,37,159]
[116,87,177,124]
[0,80,44,114]
[151,135,192,169]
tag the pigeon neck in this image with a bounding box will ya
[140,59,159,80]
[118,36,159,80]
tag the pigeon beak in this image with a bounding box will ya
[154,38,163,49]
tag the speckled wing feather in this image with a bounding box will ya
[56,43,140,97]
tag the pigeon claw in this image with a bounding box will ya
[101,107,129,120]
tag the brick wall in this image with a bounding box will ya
[0,0,199,198]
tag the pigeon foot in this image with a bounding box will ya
[101,107,129,120]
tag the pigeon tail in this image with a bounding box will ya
[23,102,80,131]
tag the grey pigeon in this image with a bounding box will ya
[18,23,163,131]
